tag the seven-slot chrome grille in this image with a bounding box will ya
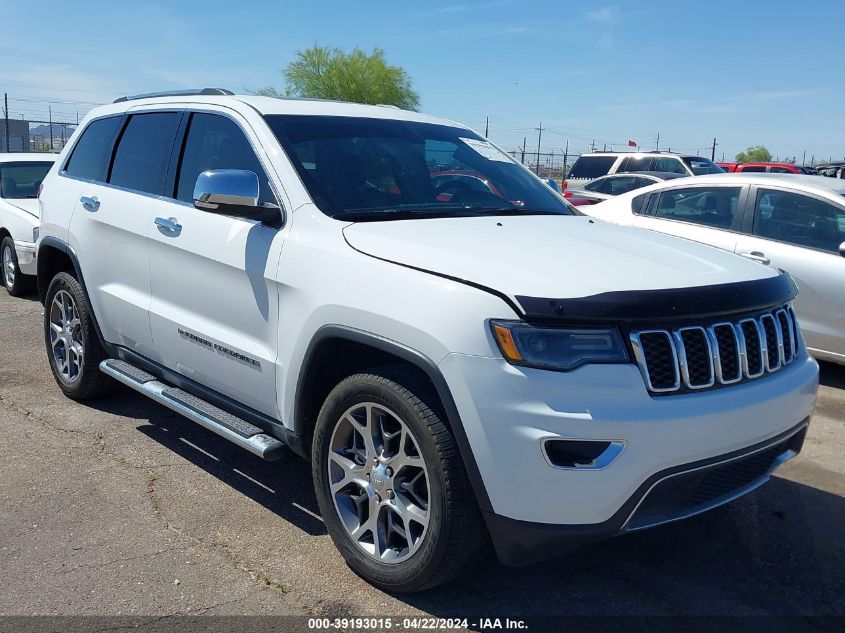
[630,305,799,394]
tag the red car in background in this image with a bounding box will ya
[717,162,814,174]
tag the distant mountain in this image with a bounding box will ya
[29,123,76,139]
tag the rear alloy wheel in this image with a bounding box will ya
[313,368,483,592]
[43,272,114,400]
[1,236,35,297]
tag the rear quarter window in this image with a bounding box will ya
[568,156,616,179]
[64,116,123,182]
[632,193,649,215]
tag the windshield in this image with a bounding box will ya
[682,156,725,175]
[265,115,572,221]
[0,162,53,199]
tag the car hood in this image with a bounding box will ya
[342,215,779,309]
[3,198,39,218]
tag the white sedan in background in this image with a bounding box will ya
[585,173,845,364]
[1,153,56,296]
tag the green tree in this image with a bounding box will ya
[735,145,773,162]
[257,45,420,111]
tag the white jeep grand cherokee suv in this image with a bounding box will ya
[36,89,818,592]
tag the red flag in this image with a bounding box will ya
[628,140,637,147]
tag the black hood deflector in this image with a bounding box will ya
[516,271,797,324]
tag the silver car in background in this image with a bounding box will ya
[585,173,845,364]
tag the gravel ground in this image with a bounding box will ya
[0,289,843,621]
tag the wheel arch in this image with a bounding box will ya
[294,325,493,512]
[37,237,110,351]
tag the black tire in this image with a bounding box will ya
[1,236,36,297]
[43,271,115,400]
[312,366,483,592]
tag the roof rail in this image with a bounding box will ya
[113,88,234,103]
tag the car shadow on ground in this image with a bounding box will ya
[88,387,845,618]
[87,389,326,536]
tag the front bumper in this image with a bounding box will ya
[438,351,818,563]
[13,240,36,276]
[485,421,807,565]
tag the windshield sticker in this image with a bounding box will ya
[459,137,512,163]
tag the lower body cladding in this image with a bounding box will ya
[439,352,819,566]
[13,240,36,276]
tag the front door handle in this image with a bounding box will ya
[80,196,100,212]
[154,217,182,233]
[739,251,771,265]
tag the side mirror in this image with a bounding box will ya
[840,241,845,258]
[193,169,279,223]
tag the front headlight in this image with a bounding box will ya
[490,320,629,371]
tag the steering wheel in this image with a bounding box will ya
[433,179,476,199]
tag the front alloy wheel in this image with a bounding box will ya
[43,272,114,400]
[329,402,430,564]
[313,368,482,592]
[3,242,16,289]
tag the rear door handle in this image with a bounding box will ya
[154,217,182,233]
[739,251,771,265]
[80,196,100,212]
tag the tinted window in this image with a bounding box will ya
[0,162,53,199]
[753,189,844,253]
[683,156,725,175]
[176,113,275,205]
[568,156,616,179]
[619,156,654,173]
[583,177,605,192]
[64,116,122,181]
[769,166,795,173]
[739,165,766,173]
[649,186,741,229]
[602,175,641,195]
[632,193,649,215]
[265,115,570,220]
[654,157,687,174]
[109,113,180,194]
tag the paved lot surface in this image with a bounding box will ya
[1,289,843,618]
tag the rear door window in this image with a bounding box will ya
[568,156,616,179]
[654,157,687,174]
[109,112,181,195]
[648,186,742,229]
[753,189,844,253]
[64,116,123,182]
[739,165,766,173]
[618,156,655,173]
[602,175,641,195]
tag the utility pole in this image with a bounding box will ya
[521,137,526,164]
[802,150,806,166]
[603,142,607,151]
[711,137,717,161]
[485,116,489,137]
[535,122,543,174]
[49,106,55,152]
[590,139,596,152]
[3,93,8,153]
[656,132,660,151]
[562,140,569,177]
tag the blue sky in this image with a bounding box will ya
[1,0,842,163]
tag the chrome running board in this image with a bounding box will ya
[99,359,285,461]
